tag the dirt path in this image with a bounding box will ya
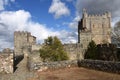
[35,67,120,80]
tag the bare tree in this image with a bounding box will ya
[112,21,120,43]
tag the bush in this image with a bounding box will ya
[84,40,98,59]
[85,41,118,61]
[39,36,69,62]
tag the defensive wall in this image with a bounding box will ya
[27,57,120,74]
[78,59,120,74]
[27,58,78,71]
[26,43,120,74]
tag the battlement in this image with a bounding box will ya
[87,12,111,18]
[83,9,111,18]
[14,31,31,36]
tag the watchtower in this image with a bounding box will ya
[14,31,36,56]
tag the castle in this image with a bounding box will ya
[0,9,112,73]
[13,9,111,60]
[78,9,111,55]
[12,9,111,60]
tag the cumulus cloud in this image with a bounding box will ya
[49,0,70,18]
[0,10,58,49]
[0,10,76,50]
[57,30,77,43]
[69,16,80,29]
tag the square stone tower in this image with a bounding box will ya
[78,9,111,58]
[14,31,36,56]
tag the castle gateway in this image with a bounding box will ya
[78,9,111,54]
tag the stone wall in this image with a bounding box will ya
[97,44,117,61]
[30,43,83,61]
[78,59,120,74]
[63,43,84,60]
[64,44,78,60]
[79,31,92,58]
[14,31,36,56]
[27,57,77,71]
[0,48,14,73]
[31,44,42,51]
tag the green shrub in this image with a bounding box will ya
[39,36,69,62]
[84,40,98,59]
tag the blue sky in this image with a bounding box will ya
[5,0,76,31]
[0,0,120,50]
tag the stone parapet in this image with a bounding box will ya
[27,59,77,71]
[78,59,120,74]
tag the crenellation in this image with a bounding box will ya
[87,12,111,19]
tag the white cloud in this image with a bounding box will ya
[69,15,80,29]
[0,39,13,50]
[0,0,4,10]
[0,0,15,11]
[62,15,80,30]
[49,0,70,18]
[112,17,120,27]
[0,10,58,50]
[0,10,77,50]
[57,30,77,43]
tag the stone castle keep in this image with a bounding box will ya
[78,9,111,54]
[0,9,111,73]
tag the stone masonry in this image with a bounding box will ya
[0,48,13,73]
[78,9,111,58]
[14,31,36,56]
